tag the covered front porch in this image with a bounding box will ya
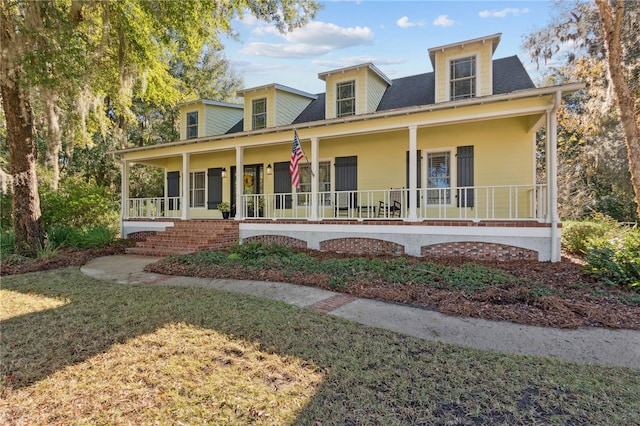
[119,88,568,262]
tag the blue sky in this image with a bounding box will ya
[222,0,560,94]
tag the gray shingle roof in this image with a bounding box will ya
[228,55,535,134]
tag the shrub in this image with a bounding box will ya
[1,229,14,255]
[40,178,119,232]
[0,191,12,231]
[228,241,295,261]
[47,225,116,249]
[561,216,619,256]
[584,227,640,291]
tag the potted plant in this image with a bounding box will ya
[217,201,231,219]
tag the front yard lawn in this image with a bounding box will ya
[2,268,639,425]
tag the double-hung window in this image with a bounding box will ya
[252,98,267,130]
[189,171,205,208]
[450,56,476,100]
[297,161,331,206]
[186,112,198,139]
[336,81,355,117]
[427,152,451,205]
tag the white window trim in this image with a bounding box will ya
[252,98,267,130]
[296,158,332,206]
[446,53,480,102]
[189,170,207,209]
[336,80,356,117]
[186,111,198,139]
[424,148,456,207]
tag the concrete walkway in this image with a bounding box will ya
[81,255,640,369]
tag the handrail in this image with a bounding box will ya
[126,185,547,221]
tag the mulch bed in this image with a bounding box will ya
[3,245,639,330]
[145,249,640,331]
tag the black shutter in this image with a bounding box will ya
[457,146,474,207]
[167,171,180,210]
[335,156,357,207]
[335,156,357,191]
[207,168,223,209]
[406,150,422,207]
[274,162,292,208]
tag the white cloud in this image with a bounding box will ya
[396,16,425,29]
[240,42,332,58]
[433,15,455,27]
[239,21,375,58]
[478,8,529,18]
[285,21,374,47]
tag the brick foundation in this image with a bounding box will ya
[243,235,307,248]
[320,238,405,256]
[421,242,537,261]
[126,231,157,240]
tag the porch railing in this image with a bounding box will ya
[127,197,181,219]
[126,185,547,222]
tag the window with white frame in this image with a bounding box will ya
[336,81,355,117]
[426,152,451,204]
[298,161,331,206]
[189,171,206,208]
[450,56,476,100]
[186,111,198,139]
[252,98,267,130]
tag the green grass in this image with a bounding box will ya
[2,268,639,425]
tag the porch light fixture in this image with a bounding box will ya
[266,164,272,175]
[221,167,227,178]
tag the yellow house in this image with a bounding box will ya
[116,34,583,262]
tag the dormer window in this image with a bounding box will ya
[336,81,355,117]
[450,56,476,100]
[186,111,198,139]
[252,98,267,130]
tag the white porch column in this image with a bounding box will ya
[408,125,418,221]
[121,160,130,226]
[235,146,244,220]
[181,153,190,220]
[310,136,319,221]
[547,91,561,262]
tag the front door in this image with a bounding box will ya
[231,164,264,215]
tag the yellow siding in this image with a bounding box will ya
[242,90,276,131]
[433,39,495,102]
[275,91,313,127]
[179,104,205,140]
[324,68,368,119]
[124,96,551,166]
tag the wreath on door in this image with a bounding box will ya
[243,174,254,187]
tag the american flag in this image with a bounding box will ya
[289,131,304,188]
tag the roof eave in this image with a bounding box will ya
[112,83,584,156]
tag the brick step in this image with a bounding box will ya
[135,237,213,245]
[129,219,240,256]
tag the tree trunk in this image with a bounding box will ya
[1,0,46,256]
[595,0,640,218]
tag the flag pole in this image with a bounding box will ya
[295,129,314,177]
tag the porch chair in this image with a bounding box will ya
[334,191,353,217]
[378,189,402,218]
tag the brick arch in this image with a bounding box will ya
[320,238,404,256]
[421,242,537,261]
[242,235,307,249]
